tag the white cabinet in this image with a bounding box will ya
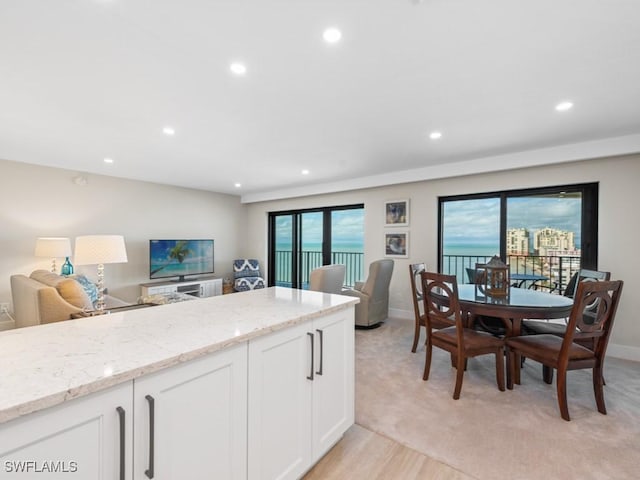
[133,343,247,480]
[247,308,354,480]
[140,276,222,298]
[311,311,355,458]
[0,382,133,479]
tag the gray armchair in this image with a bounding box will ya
[309,264,346,294]
[343,259,394,328]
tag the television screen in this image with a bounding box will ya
[149,239,214,281]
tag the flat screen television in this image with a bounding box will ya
[149,239,214,282]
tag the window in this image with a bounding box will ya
[268,205,364,289]
[438,183,598,292]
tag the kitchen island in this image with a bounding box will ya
[0,287,358,479]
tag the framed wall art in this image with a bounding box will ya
[384,199,409,227]
[384,231,409,258]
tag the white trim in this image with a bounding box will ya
[607,344,640,362]
[389,308,413,321]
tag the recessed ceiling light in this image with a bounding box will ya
[234,183,242,188]
[555,101,573,112]
[301,169,310,175]
[429,131,442,140]
[162,126,175,136]
[230,62,247,76]
[323,27,342,44]
[103,157,114,164]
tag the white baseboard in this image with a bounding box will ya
[607,344,640,362]
[389,308,413,321]
[388,308,639,362]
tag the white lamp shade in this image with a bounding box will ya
[74,235,128,265]
[35,237,72,258]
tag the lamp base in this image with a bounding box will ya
[95,263,106,311]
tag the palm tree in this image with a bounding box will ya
[150,241,194,276]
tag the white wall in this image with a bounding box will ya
[245,155,640,358]
[0,159,246,319]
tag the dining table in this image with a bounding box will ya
[456,284,574,384]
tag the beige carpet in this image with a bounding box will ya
[355,318,640,480]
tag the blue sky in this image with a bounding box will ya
[275,209,364,246]
[443,196,582,246]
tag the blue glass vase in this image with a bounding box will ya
[61,257,74,276]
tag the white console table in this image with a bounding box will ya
[140,275,222,298]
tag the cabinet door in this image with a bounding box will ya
[312,308,355,461]
[248,322,313,480]
[133,343,247,480]
[0,382,133,480]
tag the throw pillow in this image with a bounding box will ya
[56,279,94,310]
[71,274,99,306]
[30,269,64,287]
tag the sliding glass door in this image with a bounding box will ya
[269,205,364,289]
[439,183,598,291]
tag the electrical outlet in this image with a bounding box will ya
[0,303,9,314]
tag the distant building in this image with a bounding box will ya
[533,227,575,256]
[507,228,529,255]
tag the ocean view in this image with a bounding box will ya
[443,244,500,257]
[276,242,363,253]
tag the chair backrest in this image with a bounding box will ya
[562,280,623,359]
[233,259,262,279]
[421,271,460,337]
[465,267,478,284]
[309,264,346,294]
[409,263,426,320]
[475,261,510,297]
[564,269,611,298]
[361,259,394,298]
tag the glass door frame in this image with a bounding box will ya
[268,203,364,289]
[437,182,599,273]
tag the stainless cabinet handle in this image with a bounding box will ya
[307,332,314,380]
[145,395,155,479]
[116,407,125,480]
[316,329,324,376]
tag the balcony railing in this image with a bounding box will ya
[442,254,582,293]
[274,250,364,288]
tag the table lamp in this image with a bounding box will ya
[35,237,72,274]
[74,235,128,311]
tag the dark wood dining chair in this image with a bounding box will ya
[523,269,611,337]
[467,264,507,337]
[421,271,505,399]
[409,263,452,352]
[506,279,623,421]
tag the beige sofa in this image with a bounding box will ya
[10,270,128,328]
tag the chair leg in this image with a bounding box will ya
[495,350,505,392]
[452,356,465,400]
[423,342,433,381]
[543,365,553,384]
[593,364,607,415]
[506,348,514,390]
[556,367,570,421]
[411,322,420,353]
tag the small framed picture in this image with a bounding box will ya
[385,199,409,226]
[385,231,409,258]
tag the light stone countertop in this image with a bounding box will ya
[0,287,358,424]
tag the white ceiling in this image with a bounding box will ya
[1,0,640,203]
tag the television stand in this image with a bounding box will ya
[140,275,222,298]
